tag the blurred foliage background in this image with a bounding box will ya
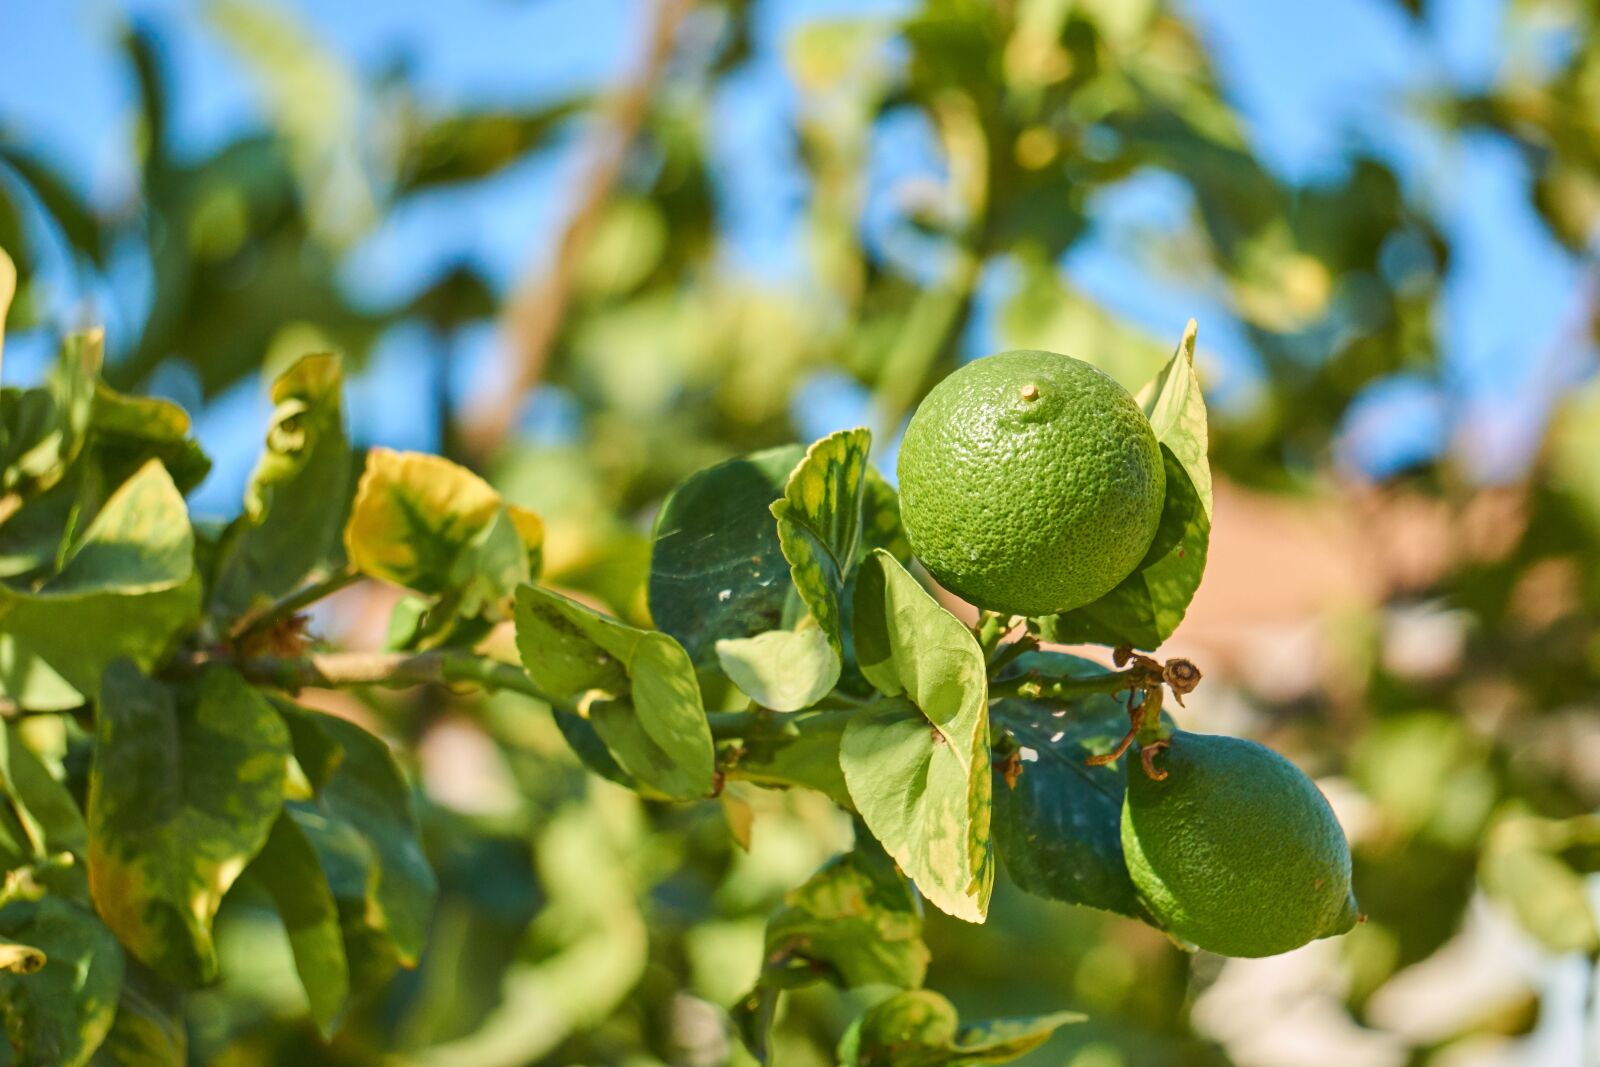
[4,0,1600,1063]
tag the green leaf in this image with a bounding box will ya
[1028,323,1212,650]
[846,550,992,922]
[87,663,289,986]
[840,700,992,924]
[0,331,99,499]
[987,653,1148,918]
[838,989,1083,1066]
[275,704,438,990]
[726,707,854,808]
[211,353,352,616]
[761,845,929,990]
[246,813,349,1036]
[89,960,185,1067]
[1481,812,1600,954]
[0,248,13,353]
[514,584,715,800]
[715,628,841,711]
[771,428,872,652]
[0,460,200,705]
[647,444,804,666]
[860,466,911,562]
[88,382,211,496]
[0,722,86,870]
[0,896,124,1067]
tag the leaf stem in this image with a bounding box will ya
[707,710,762,741]
[228,567,362,644]
[986,636,1038,677]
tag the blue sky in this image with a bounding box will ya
[0,0,1592,515]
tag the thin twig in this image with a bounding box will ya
[465,0,695,459]
[987,668,1141,702]
[228,567,361,645]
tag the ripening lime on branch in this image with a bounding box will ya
[1121,731,1359,958]
[897,350,1165,618]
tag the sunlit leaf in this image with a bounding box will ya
[0,461,200,705]
[345,447,503,594]
[847,550,991,922]
[1481,811,1600,955]
[0,247,13,365]
[715,627,841,711]
[771,428,871,652]
[345,448,536,638]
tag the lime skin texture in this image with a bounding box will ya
[1122,730,1360,958]
[896,350,1165,618]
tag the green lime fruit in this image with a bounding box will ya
[896,350,1165,618]
[1122,730,1359,958]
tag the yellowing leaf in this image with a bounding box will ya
[345,448,502,594]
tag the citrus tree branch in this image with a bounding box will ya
[464,0,695,460]
[987,668,1141,702]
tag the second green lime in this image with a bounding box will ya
[897,350,1165,617]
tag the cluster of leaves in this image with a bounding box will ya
[0,267,1211,1063]
[6,0,1600,1063]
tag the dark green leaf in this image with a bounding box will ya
[648,444,804,666]
[89,959,185,1067]
[87,663,288,985]
[211,353,352,617]
[88,382,211,496]
[1027,450,1208,650]
[989,695,1138,915]
[247,813,350,1036]
[0,896,124,1067]
[396,100,586,192]
[276,704,438,986]
[514,584,715,800]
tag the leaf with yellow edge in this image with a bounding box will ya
[87,662,288,986]
[344,448,543,634]
[771,428,871,653]
[345,448,502,594]
[0,247,14,368]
